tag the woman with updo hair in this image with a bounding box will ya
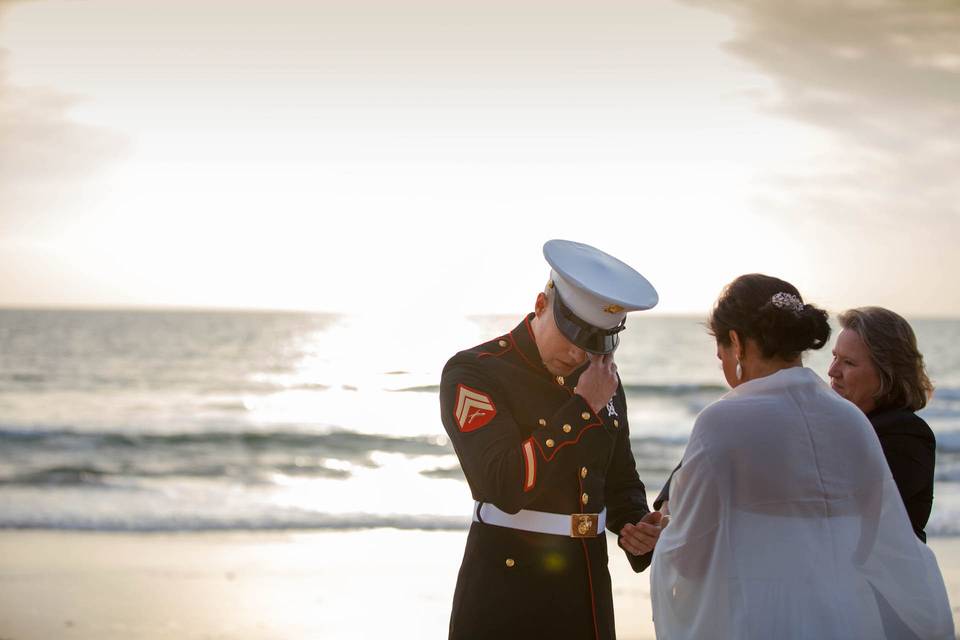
[706,273,831,386]
[649,274,952,640]
[829,307,936,542]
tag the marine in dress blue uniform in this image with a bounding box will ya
[441,240,661,640]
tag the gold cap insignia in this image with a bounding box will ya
[603,304,625,314]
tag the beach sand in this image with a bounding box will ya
[1,530,958,639]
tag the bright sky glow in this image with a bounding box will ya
[1,0,958,316]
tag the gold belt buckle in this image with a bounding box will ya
[570,513,599,538]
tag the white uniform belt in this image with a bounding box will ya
[473,501,607,538]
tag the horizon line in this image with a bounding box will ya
[1,303,958,321]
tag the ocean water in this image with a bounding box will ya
[1,309,959,535]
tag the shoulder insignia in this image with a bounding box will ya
[454,384,497,432]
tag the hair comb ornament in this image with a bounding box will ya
[770,292,804,313]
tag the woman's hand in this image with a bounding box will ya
[658,500,671,530]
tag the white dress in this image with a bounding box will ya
[650,367,953,639]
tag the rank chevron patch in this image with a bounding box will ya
[454,384,497,432]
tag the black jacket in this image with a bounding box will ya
[440,315,652,640]
[868,408,936,542]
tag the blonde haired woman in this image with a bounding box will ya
[829,307,936,541]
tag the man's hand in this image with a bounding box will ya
[574,353,618,413]
[619,511,663,556]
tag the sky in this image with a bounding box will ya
[1,0,958,317]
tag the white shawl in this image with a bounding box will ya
[650,367,953,639]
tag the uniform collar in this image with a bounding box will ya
[508,313,549,376]
[509,313,586,386]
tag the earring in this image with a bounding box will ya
[735,359,743,381]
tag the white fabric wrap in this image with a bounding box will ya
[650,367,954,640]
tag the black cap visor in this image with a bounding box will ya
[553,291,625,355]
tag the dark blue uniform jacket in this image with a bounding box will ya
[441,314,652,640]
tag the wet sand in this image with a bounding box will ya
[0,530,957,639]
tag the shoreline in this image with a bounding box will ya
[1,529,958,639]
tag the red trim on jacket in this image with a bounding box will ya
[524,314,537,342]
[477,335,512,359]
[509,321,544,374]
[579,461,601,640]
[532,421,602,462]
[581,539,600,640]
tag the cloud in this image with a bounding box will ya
[690,1,960,132]
[686,0,960,210]
[681,0,960,314]
[0,35,128,237]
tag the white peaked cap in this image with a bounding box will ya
[543,239,659,330]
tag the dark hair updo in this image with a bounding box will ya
[709,273,831,361]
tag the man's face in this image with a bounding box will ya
[532,292,589,376]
